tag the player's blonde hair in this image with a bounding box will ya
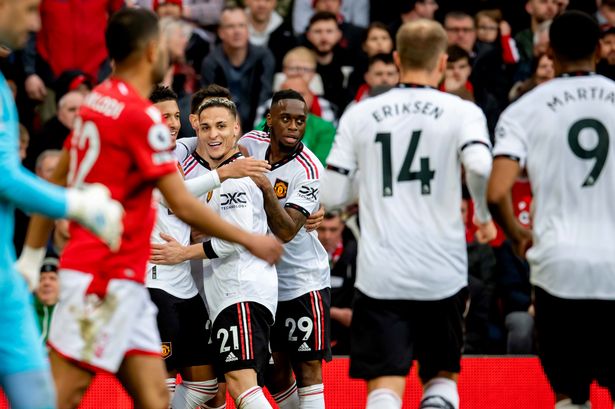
[396,19,448,71]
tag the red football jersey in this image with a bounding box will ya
[60,78,176,292]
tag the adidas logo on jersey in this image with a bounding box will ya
[225,352,238,362]
[298,342,311,352]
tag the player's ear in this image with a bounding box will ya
[145,39,157,64]
[266,112,272,129]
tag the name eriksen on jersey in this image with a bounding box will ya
[546,87,615,112]
[371,100,444,123]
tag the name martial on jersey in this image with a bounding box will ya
[327,86,491,301]
[494,73,615,299]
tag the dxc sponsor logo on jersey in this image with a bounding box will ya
[221,192,247,209]
[298,185,318,201]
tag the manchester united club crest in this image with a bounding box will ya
[274,179,288,199]
[161,342,172,359]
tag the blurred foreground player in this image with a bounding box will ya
[488,11,615,409]
[0,1,123,408]
[22,8,282,409]
[322,19,496,409]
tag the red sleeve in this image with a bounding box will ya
[500,34,520,64]
[124,107,177,181]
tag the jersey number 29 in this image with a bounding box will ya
[375,130,435,197]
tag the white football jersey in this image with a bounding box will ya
[184,151,278,321]
[239,131,330,301]
[326,85,491,300]
[493,73,615,299]
[145,139,200,299]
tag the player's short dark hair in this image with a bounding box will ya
[550,11,600,63]
[149,85,177,104]
[271,89,306,109]
[447,45,470,63]
[308,11,338,30]
[197,97,238,119]
[106,8,160,64]
[368,53,395,68]
[191,85,232,114]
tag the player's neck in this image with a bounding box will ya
[112,65,154,100]
[268,141,299,164]
[399,70,440,88]
[554,60,595,77]
[209,148,240,169]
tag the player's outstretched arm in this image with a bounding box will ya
[487,157,532,256]
[157,171,283,264]
[461,144,497,243]
[251,173,306,243]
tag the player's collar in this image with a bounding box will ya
[266,142,304,171]
[557,71,595,78]
[217,151,243,168]
[398,83,436,90]
[191,151,211,169]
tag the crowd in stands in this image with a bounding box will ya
[4,0,614,356]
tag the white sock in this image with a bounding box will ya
[366,388,402,409]
[420,378,459,409]
[166,377,177,408]
[298,384,325,409]
[172,379,218,409]
[272,381,300,409]
[236,386,273,409]
[555,399,591,409]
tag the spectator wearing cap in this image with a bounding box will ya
[200,6,275,131]
[598,27,615,79]
[34,257,60,344]
[245,0,297,72]
[292,0,369,36]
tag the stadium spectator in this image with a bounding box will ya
[153,0,182,18]
[475,9,520,65]
[35,149,61,182]
[292,0,370,35]
[245,0,297,72]
[240,90,331,409]
[514,0,557,65]
[350,53,399,106]
[304,11,350,109]
[18,124,29,162]
[597,0,615,30]
[274,46,326,97]
[509,53,554,101]
[33,257,60,344]
[322,18,495,409]
[200,6,275,132]
[489,11,615,408]
[388,0,440,41]
[598,26,615,80]
[441,45,474,95]
[24,90,84,171]
[160,17,196,99]
[317,210,357,356]
[444,11,477,53]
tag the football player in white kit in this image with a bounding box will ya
[321,20,496,409]
[238,90,331,409]
[488,11,615,409]
[152,97,279,409]
[147,86,272,408]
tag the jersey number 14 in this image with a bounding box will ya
[375,130,435,197]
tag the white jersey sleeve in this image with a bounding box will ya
[174,137,198,162]
[326,104,359,175]
[492,108,528,166]
[284,178,320,217]
[457,102,492,151]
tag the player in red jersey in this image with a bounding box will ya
[22,8,282,409]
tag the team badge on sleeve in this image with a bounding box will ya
[274,179,288,199]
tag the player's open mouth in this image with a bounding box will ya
[208,142,222,147]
